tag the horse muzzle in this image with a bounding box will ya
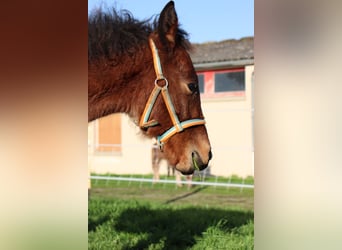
[180,149,212,175]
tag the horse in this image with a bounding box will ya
[88,1,212,175]
[151,143,192,187]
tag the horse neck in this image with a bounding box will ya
[88,49,153,122]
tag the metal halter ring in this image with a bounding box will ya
[154,77,168,89]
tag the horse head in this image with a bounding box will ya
[139,2,212,174]
[88,1,212,175]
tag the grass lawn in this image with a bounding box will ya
[89,176,254,249]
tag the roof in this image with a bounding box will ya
[190,37,254,69]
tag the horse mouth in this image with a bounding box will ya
[179,151,210,175]
[192,152,201,171]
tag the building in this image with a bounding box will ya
[191,37,254,177]
[88,37,254,177]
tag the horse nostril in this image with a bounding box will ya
[208,150,213,161]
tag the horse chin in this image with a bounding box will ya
[178,166,195,175]
[164,149,209,176]
[172,158,192,175]
[162,132,211,175]
[176,156,208,175]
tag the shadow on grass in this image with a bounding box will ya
[164,186,208,204]
[88,213,110,232]
[113,205,252,249]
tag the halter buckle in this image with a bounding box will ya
[154,77,168,89]
[157,137,164,152]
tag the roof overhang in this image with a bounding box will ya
[194,58,254,71]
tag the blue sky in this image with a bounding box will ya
[88,0,254,43]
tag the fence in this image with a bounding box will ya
[88,141,254,190]
[90,174,254,189]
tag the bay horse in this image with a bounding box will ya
[88,1,212,174]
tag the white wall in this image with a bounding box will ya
[202,65,254,177]
[88,115,154,175]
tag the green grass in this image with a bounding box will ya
[89,176,254,249]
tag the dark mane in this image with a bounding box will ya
[88,7,190,62]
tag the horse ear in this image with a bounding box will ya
[158,1,178,46]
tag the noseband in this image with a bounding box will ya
[139,39,206,150]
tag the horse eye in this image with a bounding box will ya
[187,83,198,94]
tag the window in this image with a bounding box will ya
[197,68,245,98]
[215,71,245,92]
[96,114,122,153]
[197,74,205,94]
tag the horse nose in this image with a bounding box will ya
[192,150,211,171]
[208,150,213,161]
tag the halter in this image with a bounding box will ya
[139,39,206,150]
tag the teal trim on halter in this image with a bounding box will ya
[149,39,164,79]
[161,87,183,132]
[140,85,162,128]
[157,118,206,148]
[140,38,206,151]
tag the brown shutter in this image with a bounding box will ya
[97,114,121,153]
